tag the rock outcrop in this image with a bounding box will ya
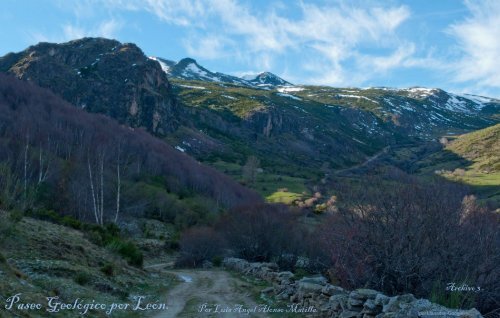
[0,37,178,135]
[223,258,483,318]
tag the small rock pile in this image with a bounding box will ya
[223,258,483,318]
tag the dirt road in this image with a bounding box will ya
[150,268,269,318]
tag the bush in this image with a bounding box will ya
[176,226,225,268]
[217,203,304,266]
[212,256,223,267]
[61,216,82,230]
[108,239,143,267]
[0,252,6,263]
[74,272,92,285]
[100,263,115,277]
[9,210,24,223]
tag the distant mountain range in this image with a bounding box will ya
[1,38,499,199]
[149,56,292,88]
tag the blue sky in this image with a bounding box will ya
[1,0,500,97]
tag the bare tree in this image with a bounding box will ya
[242,156,260,184]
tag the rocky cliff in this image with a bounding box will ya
[0,37,178,135]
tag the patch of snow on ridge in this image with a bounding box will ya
[404,87,438,98]
[458,94,496,108]
[445,94,469,112]
[178,84,206,89]
[175,146,186,152]
[222,95,237,100]
[277,93,302,101]
[148,56,170,73]
[277,86,304,93]
[338,94,379,104]
[185,63,208,77]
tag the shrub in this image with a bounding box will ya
[100,263,115,277]
[74,272,92,285]
[61,216,82,230]
[9,210,24,223]
[176,226,225,268]
[0,252,6,263]
[108,239,143,267]
[212,256,223,267]
[217,203,306,269]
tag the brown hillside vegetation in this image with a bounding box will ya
[0,73,261,224]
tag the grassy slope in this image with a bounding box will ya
[416,124,500,203]
[0,211,176,318]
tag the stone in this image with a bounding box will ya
[362,299,382,315]
[322,284,345,296]
[374,294,390,306]
[340,310,362,318]
[299,275,328,285]
[261,287,274,294]
[351,289,379,300]
[459,308,482,318]
[348,297,365,308]
[330,294,349,311]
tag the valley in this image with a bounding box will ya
[0,37,499,317]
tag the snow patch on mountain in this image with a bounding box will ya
[178,84,206,90]
[148,56,171,73]
[445,94,469,112]
[404,87,439,99]
[458,94,497,108]
[338,94,379,104]
[277,93,302,101]
[277,87,304,93]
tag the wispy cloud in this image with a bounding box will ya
[63,19,122,40]
[447,0,500,90]
[131,0,413,86]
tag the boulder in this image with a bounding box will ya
[351,289,379,300]
[323,284,345,296]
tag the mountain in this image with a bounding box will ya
[243,71,292,87]
[1,38,498,201]
[0,37,178,135]
[140,54,498,198]
[155,57,254,87]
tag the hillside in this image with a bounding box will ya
[0,73,261,226]
[446,123,500,172]
[0,211,176,318]
[412,124,500,204]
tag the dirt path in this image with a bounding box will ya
[150,268,269,318]
[333,146,390,175]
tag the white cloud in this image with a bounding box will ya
[63,19,122,41]
[183,35,231,59]
[447,0,500,88]
[134,0,412,86]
